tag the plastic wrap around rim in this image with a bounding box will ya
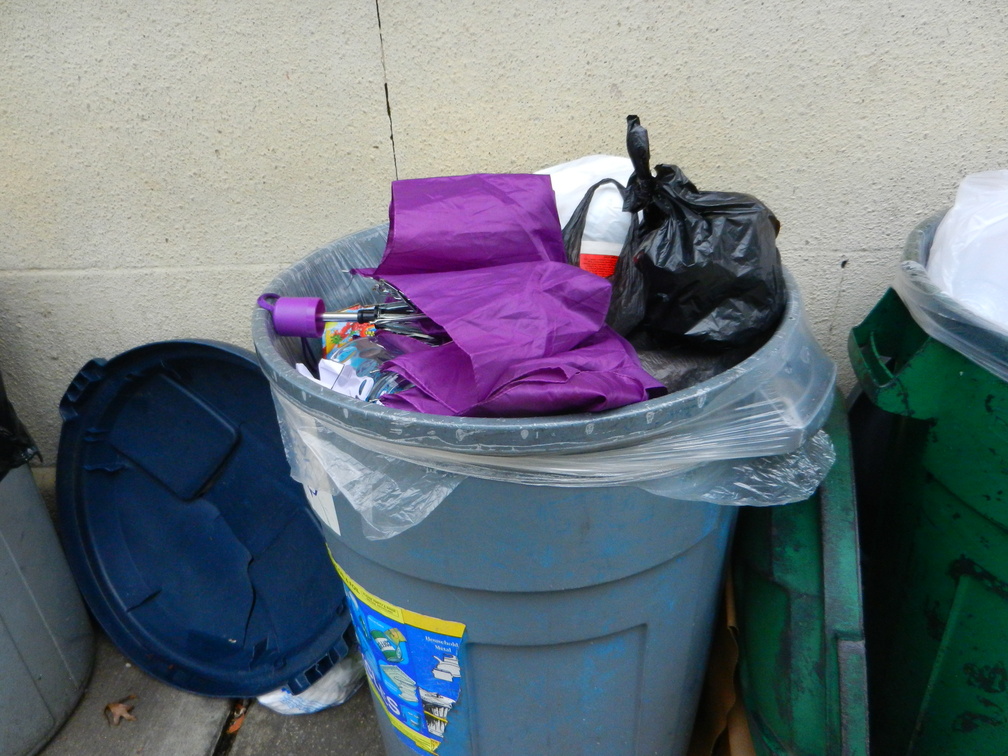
[894,212,1008,384]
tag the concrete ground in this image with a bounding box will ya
[26,468,384,756]
[40,632,385,756]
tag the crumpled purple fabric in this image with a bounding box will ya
[379,174,567,275]
[368,173,665,417]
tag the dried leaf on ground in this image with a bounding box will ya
[226,701,248,735]
[105,695,137,726]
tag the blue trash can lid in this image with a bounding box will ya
[56,340,352,697]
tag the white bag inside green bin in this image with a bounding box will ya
[254,226,837,539]
[895,197,1008,385]
[927,170,1008,333]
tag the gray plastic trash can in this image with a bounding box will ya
[0,464,94,756]
[252,225,835,756]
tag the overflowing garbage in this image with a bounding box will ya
[259,115,789,419]
[253,115,836,538]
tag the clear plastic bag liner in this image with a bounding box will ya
[271,390,464,539]
[273,385,835,538]
[894,211,1008,384]
[253,225,837,539]
[927,171,1008,333]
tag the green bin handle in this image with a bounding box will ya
[848,289,928,418]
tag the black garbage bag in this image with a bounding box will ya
[0,369,38,483]
[561,177,646,336]
[628,329,769,393]
[623,115,786,349]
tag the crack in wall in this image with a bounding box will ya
[375,0,398,179]
[826,257,849,340]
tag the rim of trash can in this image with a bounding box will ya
[900,210,986,326]
[898,210,1008,369]
[252,225,821,455]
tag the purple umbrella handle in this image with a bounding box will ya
[260,294,326,337]
[257,293,279,313]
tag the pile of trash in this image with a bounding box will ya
[260,115,787,418]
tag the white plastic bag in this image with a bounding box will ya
[537,155,634,247]
[257,651,366,715]
[927,170,1008,332]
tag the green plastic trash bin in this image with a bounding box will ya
[849,215,1008,754]
[734,393,869,756]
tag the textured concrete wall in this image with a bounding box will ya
[1,2,394,461]
[2,0,1007,463]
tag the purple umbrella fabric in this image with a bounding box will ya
[379,173,567,275]
[367,173,665,417]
